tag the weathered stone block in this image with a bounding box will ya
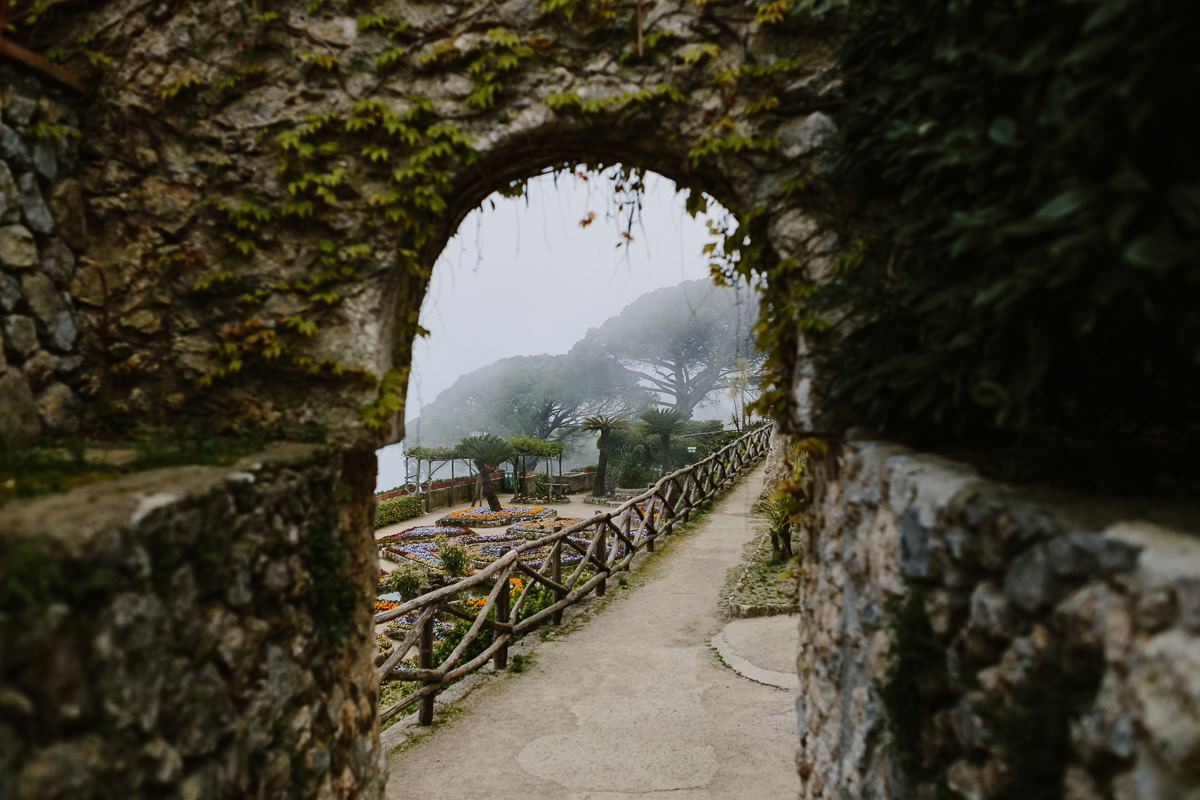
[968,582,1015,640]
[1004,544,1054,613]
[0,370,40,442]
[0,224,37,267]
[36,382,79,435]
[3,314,38,358]
[1129,629,1200,769]
[31,139,56,182]
[46,180,86,249]
[0,160,21,218]
[0,270,22,311]
[20,272,75,351]
[16,172,52,234]
[0,125,29,170]
[3,92,38,127]
[39,237,75,285]
[14,736,102,800]
[1048,532,1141,578]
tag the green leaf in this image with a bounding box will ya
[1033,187,1097,222]
[1122,233,1192,273]
[987,116,1017,147]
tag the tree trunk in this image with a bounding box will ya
[474,458,503,511]
[660,433,670,476]
[593,428,611,496]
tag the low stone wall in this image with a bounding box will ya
[0,66,89,442]
[0,444,386,800]
[560,472,595,493]
[795,438,1200,800]
[421,481,474,512]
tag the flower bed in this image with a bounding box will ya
[510,493,572,505]
[508,516,585,539]
[386,615,454,642]
[380,529,520,568]
[382,540,447,571]
[437,505,555,528]
[377,524,473,544]
[467,537,607,569]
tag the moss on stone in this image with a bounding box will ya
[878,584,947,781]
[0,543,114,612]
[304,508,359,643]
[988,659,1103,800]
[0,543,64,611]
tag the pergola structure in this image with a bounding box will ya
[403,437,568,511]
[506,436,567,501]
[402,445,471,514]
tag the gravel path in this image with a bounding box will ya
[384,464,799,799]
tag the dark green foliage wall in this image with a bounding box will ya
[607,421,725,486]
[374,495,423,529]
[819,0,1200,489]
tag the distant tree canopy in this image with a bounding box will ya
[410,351,650,446]
[407,280,761,448]
[580,279,760,417]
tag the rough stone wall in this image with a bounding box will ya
[0,444,386,800]
[0,66,89,443]
[10,0,851,447]
[795,438,1200,800]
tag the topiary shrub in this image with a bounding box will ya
[616,464,650,489]
[379,562,423,599]
[374,495,422,529]
[433,535,470,577]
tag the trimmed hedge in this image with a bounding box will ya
[374,495,422,529]
[813,0,1199,489]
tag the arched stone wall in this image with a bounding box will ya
[32,0,849,448]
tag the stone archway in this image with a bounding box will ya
[3,7,851,795]
[27,0,848,449]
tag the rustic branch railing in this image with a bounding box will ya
[373,422,773,726]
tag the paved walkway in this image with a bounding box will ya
[385,465,799,800]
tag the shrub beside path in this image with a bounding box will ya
[385,464,799,799]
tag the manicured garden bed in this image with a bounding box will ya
[467,538,598,570]
[436,505,555,528]
[507,516,585,539]
[377,524,473,544]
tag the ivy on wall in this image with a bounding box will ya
[815,0,1199,479]
[4,0,820,447]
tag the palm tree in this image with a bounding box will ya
[723,357,759,432]
[581,413,629,496]
[639,408,688,477]
[457,434,516,512]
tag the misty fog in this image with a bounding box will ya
[375,169,750,492]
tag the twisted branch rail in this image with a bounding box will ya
[373,422,773,726]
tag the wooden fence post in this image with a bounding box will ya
[418,587,435,726]
[596,520,607,597]
[494,569,510,670]
[551,530,564,625]
[646,499,655,553]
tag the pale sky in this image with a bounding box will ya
[376,169,733,492]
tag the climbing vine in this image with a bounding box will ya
[3,0,822,444]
